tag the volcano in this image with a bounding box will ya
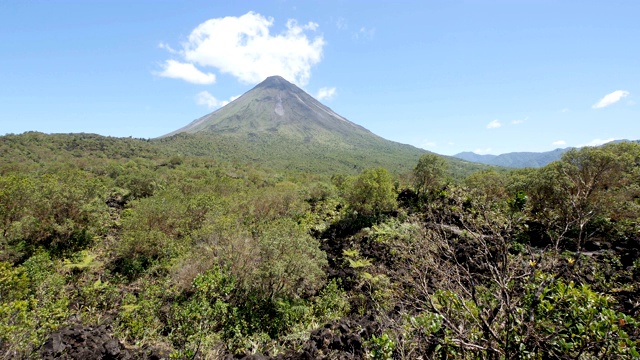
[163,76,381,146]
[160,76,486,176]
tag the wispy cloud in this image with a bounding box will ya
[196,91,221,109]
[487,120,501,129]
[335,17,348,30]
[511,116,528,125]
[316,87,336,100]
[474,147,493,155]
[561,108,570,113]
[158,12,325,86]
[220,95,240,107]
[158,42,177,54]
[158,60,217,84]
[579,138,616,147]
[592,90,630,109]
[353,26,375,41]
[552,140,566,146]
[195,91,239,109]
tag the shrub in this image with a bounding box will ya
[346,168,397,216]
[0,172,107,261]
[0,253,69,357]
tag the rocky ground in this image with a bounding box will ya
[39,325,169,360]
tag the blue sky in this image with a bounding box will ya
[1,1,638,155]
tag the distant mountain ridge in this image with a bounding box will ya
[454,148,572,168]
[160,76,490,177]
[454,140,639,168]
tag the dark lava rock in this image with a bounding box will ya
[39,324,167,360]
[272,318,377,359]
[104,339,121,358]
[223,354,270,360]
[39,324,126,360]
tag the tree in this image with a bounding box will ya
[388,188,638,358]
[464,169,508,203]
[346,168,397,216]
[253,218,327,299]
[526,146,622,250]
[413,154,447,196]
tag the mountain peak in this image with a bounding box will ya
[255,75,295,90]
[162,76,373,142]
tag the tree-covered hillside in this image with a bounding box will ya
[156,75,491,179]
[454,148,572,168]
[0,134,638,359]
[454,140,640,168]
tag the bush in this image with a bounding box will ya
[115,279,165,344]
[167,268,234,353]
[527,275,639,358]
[249,218,327,299]
[346,168,397,216]
[313,279,351,322]
[0,253,69,357]
[0,172,107,261]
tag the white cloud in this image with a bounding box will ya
[158,42,177,54]
[353,26,375,41]
[486,120,501,129]
[160,12,325,87]
[302,22,319,31]
[592,90,630,109]
[628,100,636,106]
[220,95,241,107]
[511,116,527,125]
[474,147,493,155]
[336,17,348,30]
[195,91,239,109]
[158,60,216,84]
[561,108,570,113]
[196,91,221,109]
[552,140,566,146]
[316,87,336,100]
[578,138,616,147]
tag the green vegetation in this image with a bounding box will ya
[345,168,397,216]
[454,147,573,168]
[413,153,448,196]
[0,132,638,359]
[155,75,491,178]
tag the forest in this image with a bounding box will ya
[0,132,639,359]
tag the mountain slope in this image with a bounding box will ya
[454,148,572,168]
[455,140,640,168]
[159,76,491,177]
[163,76,375,146]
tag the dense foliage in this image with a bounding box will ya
[0,133,638,359]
